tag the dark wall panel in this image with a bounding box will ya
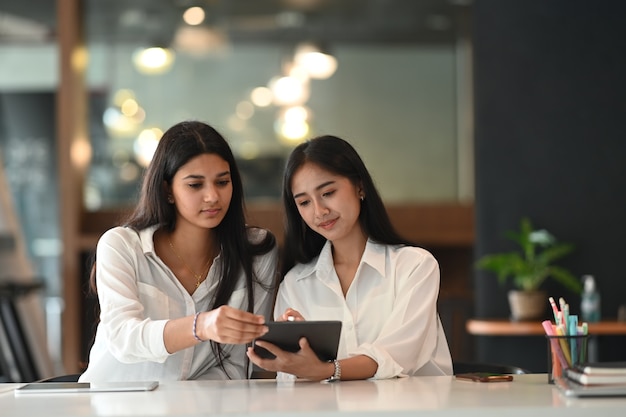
[473,0,626,371]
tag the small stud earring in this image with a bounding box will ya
[167,196,174,204]
[360,195,364,201]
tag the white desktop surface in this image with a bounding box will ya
[1,374,625,417]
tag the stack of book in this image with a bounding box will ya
[565,362,626,386]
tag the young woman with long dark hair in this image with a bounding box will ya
[248,135,451,381]
[80,121,278,382]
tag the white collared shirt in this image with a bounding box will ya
[274,239,453,379]
[79,225,278,382]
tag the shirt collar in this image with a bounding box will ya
[294,238,387,281]
[138,225,160,255]
[138,225,224,262]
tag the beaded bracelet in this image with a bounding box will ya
[192,312,204,342]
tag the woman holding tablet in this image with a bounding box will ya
[80,121,278,382]
[247,135,452,381]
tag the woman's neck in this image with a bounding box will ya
[330,229,367,296]
[158,225,218,265]
[330,226,367,265]
[331,237,367,267]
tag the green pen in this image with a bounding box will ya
[568,315,578,365]
[581,322,589,364]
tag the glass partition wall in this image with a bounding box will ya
[83,1,474,209]
[75,0,476,371]
[2,0,475,375]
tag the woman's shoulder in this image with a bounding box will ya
[391,243,433,256]
[282,256,317,283]
[385,243,438,265]
[98,226,142,248]
[100,225,139,238]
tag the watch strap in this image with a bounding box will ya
[326,359,341,382]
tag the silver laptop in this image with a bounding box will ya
[14,381,158,395]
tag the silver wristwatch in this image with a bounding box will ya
[326,359,341,382]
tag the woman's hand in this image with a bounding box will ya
[247,337,334,381]
[197,305,268,344]
[277,308,305,322]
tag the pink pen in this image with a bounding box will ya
[542,320,569,370]
[549,297,560,325]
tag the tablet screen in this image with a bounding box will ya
[253,320,342,361]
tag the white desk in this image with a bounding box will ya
[1,374,626,417]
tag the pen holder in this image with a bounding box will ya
[545,334,589,384]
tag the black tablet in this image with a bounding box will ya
[253,320,342,361]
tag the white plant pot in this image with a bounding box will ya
[507,289,547,321]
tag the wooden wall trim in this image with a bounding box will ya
[79,202,474,250]
[58,0,86,374]
[247,202,475,247]
[386,203,474,246]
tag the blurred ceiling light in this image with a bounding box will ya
[72,46,89,72]
[236,101,255,120]
[283,105,309,123]
[289,65,310,82]
[283,60,310,83]
[133,127,163,167]
[275,109,310,145]
[173,26,229,56]
[183,7,206,26]
[84,184,102,211]
[104,89,145,138]
[120,98,139,117]
[0,12,50,42]
[70,136,92,170]
[294,42,337,79]
[227,115,246,132]
[113,89,136,107]
[103,107,141,137]
[269,75,309,106]
[275,11,305,28]
[250,87,273,107]
[239,141,260,160]
[276,119,309,144]
[132,46,175,75]
[118,162,141,183]
[133,107,146,123]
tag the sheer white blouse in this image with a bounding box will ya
[80,225,278,382]
[274,239,452,379]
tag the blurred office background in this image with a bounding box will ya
[0,0,625,380]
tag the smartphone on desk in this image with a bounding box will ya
[455,373,514,382]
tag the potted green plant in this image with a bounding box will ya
[475,217,582,320]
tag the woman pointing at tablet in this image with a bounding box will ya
[247,135,452,381]
[80,121,278,382]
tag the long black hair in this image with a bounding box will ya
[91,120,276,375]
[281,135,413,276]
